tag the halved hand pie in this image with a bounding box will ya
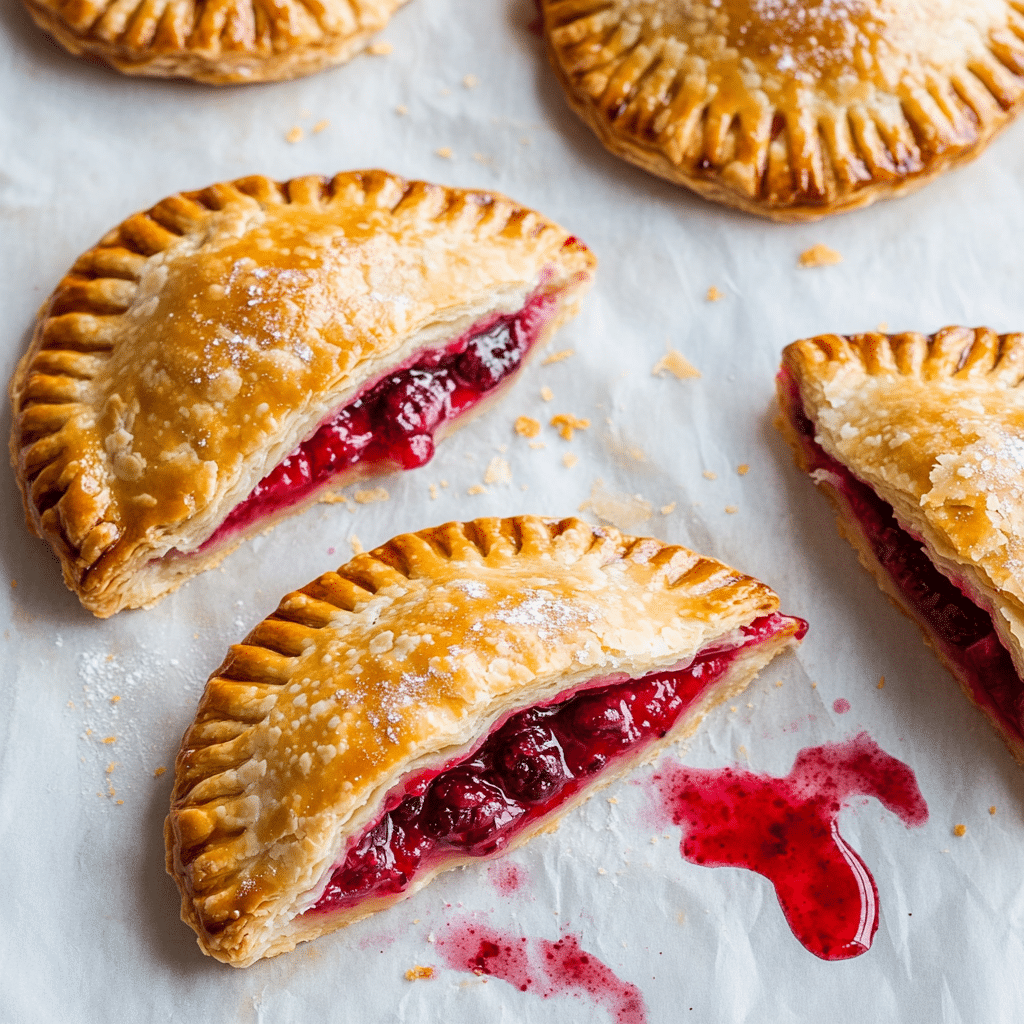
[540,0,1024,220]
[164,514,806,966]
[9,171,594,617]
[778,326,1024,762]
[21,0,409,83]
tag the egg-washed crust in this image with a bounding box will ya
[779,326,1024,761]
[9,170,595,618]
[21,0,409,84]
[541,0,1024,221]
[165,514,794,966]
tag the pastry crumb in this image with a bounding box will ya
[528,441,546,450]
[660,502,676,515]
[597,867,607,875]
[349,533,364,555]
[562,452,579,469]
[285,125,304,144]
[775,680,784,688]
[725,505,738,514]
[799,243,842,267]
[396,104,408,115]
[367,40,393,55]
[542,348,574,365]
[877,321,889,332]
[652,349,701,380]
[703,470,717,481]
[354,487,389,504]
[110,695,120,704]
[405,965,434,981]
[153,766,166,778]
[106,762,118,774]
[811,682,817,689]
[607,796,618,804]
[737,744,748,759]
[515,415,541,438]
[550,413,590,441]
[312,119,330,134]
[989,805,997,815]
[429,484,439,500]
[462,73,478,88]
[435,146,454,159]
[483,457,511,486]
[467,484,487,496]
[9,580,15,588]
[706,285,724,302]
[877,676,885,689]
[440,479,449,489]
[540,386,554,402]
[737,463,750,476]
[103,736,116,745]
[320,491,353,505]
[472,152,491,164]
[953,824,967,837]
[579,479,652,533]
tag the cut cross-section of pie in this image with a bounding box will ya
[778,326,1024,762]
[21,0,410,84]
[9,171,595,617]
[541,0,1024,220]
[165,514,806,966]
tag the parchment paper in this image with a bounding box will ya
[3,2,1024,1020]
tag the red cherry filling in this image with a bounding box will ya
[778,367,1024,739]
[202,291,556,550]
[309,611,805,914]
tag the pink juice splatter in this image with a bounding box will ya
[437,921,647,1024]
[653,733,928,960]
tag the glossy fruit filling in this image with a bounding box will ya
[778,368,1024,739]
[308,612,806,914]
[203,291,557,550]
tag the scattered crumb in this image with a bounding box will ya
[467,484,487,496]
[660,502,676,515]
[703,470,717,481]
[110,695,120,704]
[103,736,116,745]
[354,487,389,504]
[405,965,434,981]
[429,484,439,500]
[877,321,889,332]
[597,867,607,875]
[435,146,454,159]
[737,463,750,476]
[540,386,554,402]
[550,413,590,441]
[990,805,997,815]
[312,119,330,134]
[462,74,478,88]
[285,126,304,144]
[811,682,817,689]
[9,580,15,588]
[521,483,529,491]
[367,40,393,55]
[116,800,124,805]
[579,479,653,533]
[877,676,885,689]
[349,534,363,555]
[730,706,737,713]
[153,767,166,778]
[319,491,353,505]
[528,441,546,450]
[484,456,511,486]
[440,480,449,489]
[775,680,784,688]
[396,104,408,115]
[953,824,967,837]
[472,152,491,164]
[515,415,541,438]
[706,285,724,302]
[652,349,701,380]
[607,796,618,804]
[106,762,118,774]
[542,348,574,366]
[562,452,579,469]
[737,744,748,759]
[725,505,738,514]
[799,243,842,267]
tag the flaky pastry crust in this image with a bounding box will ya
[779,326,1024,760]
[21,0,409,83]
[9,171,595,617]
[542,0,1024,220]
[165,514,801,966]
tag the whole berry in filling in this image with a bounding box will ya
[494,722,572,803]
[422,768,524,845]
[454,320,523,391]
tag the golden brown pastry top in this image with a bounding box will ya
[782,326,1024,658]
[166,515,781,965]
[542,0,1024,219]
[9,171,595,616]
[22,0,409,83]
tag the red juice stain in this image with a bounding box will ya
[488,860,527,896]
[832,698,851,714]
[437,921,647,1024]
[653,733,928,961]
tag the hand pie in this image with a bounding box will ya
[165,514,806,966]
[778,326,1024,762]
[21,0,409,83]
[540,0,1024,221]
[9,171,594,618]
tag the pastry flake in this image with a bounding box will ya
[9,171,595,617]
[21,0,410,84]
[164,514,806,965]
[541,0,1024,220]
[778,326,1024,762]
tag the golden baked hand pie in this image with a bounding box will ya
[21,0,409,83]
[9,171,594,618]
[778,326,1024,762]
[541,0,1024,220]
[165,514,806,966]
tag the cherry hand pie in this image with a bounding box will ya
[9,171,594,617]
[165,514,806,965]
[540,0,1024,220]
[21,0,409,83]
[778,326,1024,762]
